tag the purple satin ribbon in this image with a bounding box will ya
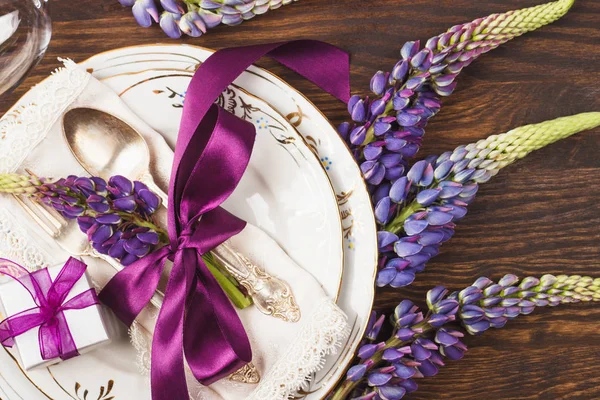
[99,40,350,400]
[0,257,99,361]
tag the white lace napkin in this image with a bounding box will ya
[0,60,349,399]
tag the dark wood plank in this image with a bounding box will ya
[1,0,599,398]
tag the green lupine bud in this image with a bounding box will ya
[0,174,41,194]
[456,273,600,335]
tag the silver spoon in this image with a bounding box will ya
[62,107,300,324]
[62,107,167,205]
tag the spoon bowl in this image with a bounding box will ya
[62,107,167,202]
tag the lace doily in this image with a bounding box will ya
[129,318,215,400]
[247,299,349,400]
[0,208,53,271]
[0,60,351,400]
[0,59,90,173]
[129,313,154,376]
[129,298,349,400]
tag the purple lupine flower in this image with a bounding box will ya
[26,174,164,267]
[132,0,160,27]
[107,175,134,197]
[332,270,598,399]
[347,364,368,382]
[375,115,579,289]
[160,12,183,38]
[434,328,466,361]
[160,0,185,13]
[452,274,600,335]
[198,10,222,29]
[0,172,256,309]
[336,289,458,399]
[370,71,387,96]
[337,2,577,282]
[426,286,459,327]
[133,181,161,215]
[179,11,208,37]
[123,0,280,37]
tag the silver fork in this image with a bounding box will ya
[12,191,164,309]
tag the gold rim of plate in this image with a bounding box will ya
[0,43,377,400]
[81,44,376,399]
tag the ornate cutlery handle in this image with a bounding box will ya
[124,175,299,323]
[212,241,301,323]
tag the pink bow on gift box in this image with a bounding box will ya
[0,257,99,361]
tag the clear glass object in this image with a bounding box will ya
[0,0,51,97]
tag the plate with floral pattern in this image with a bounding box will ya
[0,44,376,399]
[79,44,378,399]
[69,44,375,400]
[0,52,347,400]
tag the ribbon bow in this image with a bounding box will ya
[0,257,99,361]
[99,40,350,400]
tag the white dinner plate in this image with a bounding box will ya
[82,44,378,399]
[0,43,377,400]
[0,76,343,398]
[0,56,343,399]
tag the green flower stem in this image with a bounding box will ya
[205,256,253,309]
[363,96,396,148]
[386,200,423,233]
[330,321,434,400]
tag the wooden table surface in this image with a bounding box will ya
[1,0,599,398]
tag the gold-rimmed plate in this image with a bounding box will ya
[0,47,346,398]
[81,44,378,399]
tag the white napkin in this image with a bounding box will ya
[0,60,349,399]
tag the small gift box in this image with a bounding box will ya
[0,257,110,370]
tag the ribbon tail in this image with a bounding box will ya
[0,309,46,347]
[38,321,61,360]
[38,311,78,361]
[99,246,170,327]
[263,40,351,103]
[150,249,195,400]
[184,253,251,385]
